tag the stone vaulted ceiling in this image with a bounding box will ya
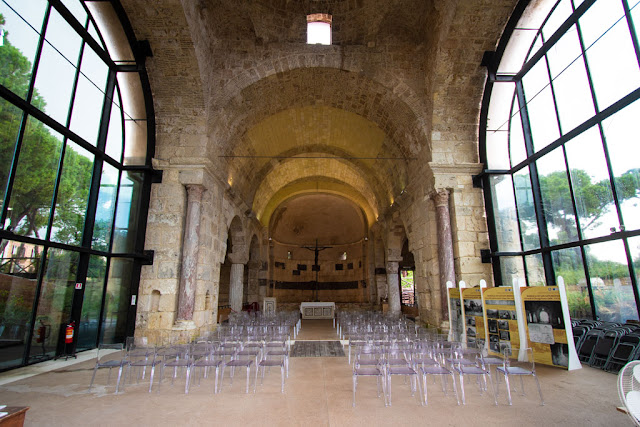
[121,0,518,235]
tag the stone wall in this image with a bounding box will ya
[120,0,522,338]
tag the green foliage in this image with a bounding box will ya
[0,15,93,243]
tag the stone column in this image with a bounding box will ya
[387,261,401,315]
[229,262,244,312]
[433,189,455,321]
[228,252,247,313]
[176,184,204,323]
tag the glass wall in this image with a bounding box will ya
[0,0,152,370]
[482,0,640,323]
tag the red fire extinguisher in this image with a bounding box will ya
[65,321,75,344]
[36,325,47,343]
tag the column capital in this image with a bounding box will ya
[386,261,399,274]
[386,247,403,263]
[185,183,205,199]
[228,252,249,265]
[431,189,450,207]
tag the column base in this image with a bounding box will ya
[173,319,197,330]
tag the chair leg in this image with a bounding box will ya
[459,374,466,405]
[450,374,460,405]
[352,375,357,407]
[486,372,497,405]
[281,365,285,393]
[254,364,260,393]
[219,365,225,392]
[245,366,250,393]
[89,366,99,391]
[533,374,545,406]
[423,374,430,405]
[185,366,191,394]
[115,365,124,394]
[149,366,156,393]
[504,372,513,405]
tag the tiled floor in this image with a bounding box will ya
[0,319,631,426]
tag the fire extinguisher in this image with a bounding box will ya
[36,325,46,343]
[65,321,75,344]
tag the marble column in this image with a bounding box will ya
[229,263,244,313]
[177,184,204,323]
[433,189,455,321]
[387,261,401,315]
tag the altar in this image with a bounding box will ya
[300,302,335,319]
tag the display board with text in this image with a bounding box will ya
[483,286,522,357]
[520,283,581,370]
[461,286,486,348]
[448,286,463,342]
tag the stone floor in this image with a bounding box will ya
[0,319,632,426]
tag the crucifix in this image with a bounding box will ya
[301,239,332,301]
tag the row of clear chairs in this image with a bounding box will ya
[343,315,544,407]
[89,335,290,394]
[353,340,543,407]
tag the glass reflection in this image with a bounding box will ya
[552,248,592,319]
[537,148,578,245]
[28,248,78,362]
[525,253,546,286]
[602,100,640,232]
[0,1,45,99]
[112,171,143,253]
[6,117,62,238]
[0,240,42,369]
[69,46,108,145]
[490,175,521,252]
[0,98,22,211]
[77,255,106,351]
[585,240,638,322]
[50,141,93,246]
[499,256,525,287]
[514,167,540,250]
[101,258,132,344]
[92,164,118,251]
[31,42,76,126]
[565,126,616,239]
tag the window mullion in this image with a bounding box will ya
[515,80,555,286]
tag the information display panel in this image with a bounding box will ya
[461,287,486,348]
[483,286,521,357]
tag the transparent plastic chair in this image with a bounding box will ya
[88,343,127,393]
[496,347,544,406]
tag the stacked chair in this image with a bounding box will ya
[573,319,640,373]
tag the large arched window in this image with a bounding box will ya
[0,0,153,370]
[481,0,640,323]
